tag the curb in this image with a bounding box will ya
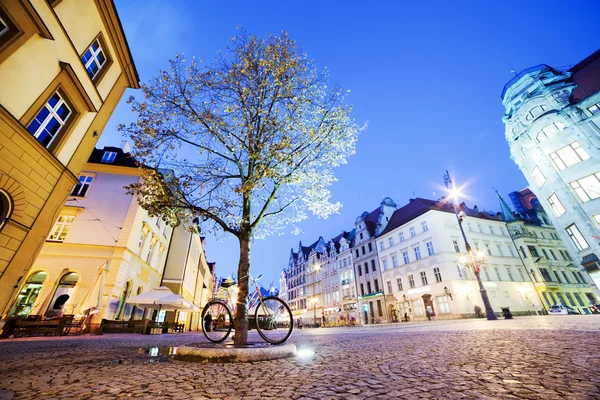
[174,343,297,363]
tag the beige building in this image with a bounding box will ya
[0,0,138,319]
[162,220,215,331]
[6,145,172,324]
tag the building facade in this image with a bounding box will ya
[502,189,599,313]
[379,198,539,321]
[5,146,179,327]
[353,198,397,324]
[501,50,600,287]
[0,0,139,319]
[162,221,215,331]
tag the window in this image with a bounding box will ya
[496,244,504,256]
[541,249,550,259]
[367,281,372,293]
[426,242,435,256]
[536,122,565,143]
[531,166,545,187]
[368,243,372,252]
[488,226,494,235]
[414,247,422,260]
[387,281,392,294]
[408,274,415,289]
[477,224,483,233]
[453,240,460,253]
[374,279,379,292]
[391,255,398,268]
[508,245,515,257]
[566,224,590,251]
[396,278,403,291]
[382,259,388,271]
[561,271,571,284]
[379,241,385,251]
[539,268,553,282]
[358,265,362,276]
[355,249,360,258]
[500,227,506,236]
[70,174,93,197]
[360,283,364,296]
[494,267,502,281]
[550,142,589,170]
[359,232,363,240]
[102,151,117,163]
[377,300,383,317]
[587,102,600,115]
[482,266,491,281]
[574,293,585,307]
[517,267,525,281]
[409,227,416,237]
[361,246,366,255]
[546,193,566,217]
[506,267,514,282]
[485,243,492,256]
[467,222,473,232]
[399,232,404,242]
[422,221,428,231]
[433,267,442,283]
[81,38,108,80]
[48,215,75,242]
[420,271,428,286]
[527,246,540,258]
[570,173,600,202]
[388,237,394,247]
[595,214,600,225]
[437,296,451,313]
[403,251,409,264]
[27,92,72,148]
[371,260,376,272]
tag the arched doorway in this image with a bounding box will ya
[422,294,435,317]
[9,271,47,317]
[388,304,398,322]
[130,286,144,320]
[45,272,79,317]
[116,280,132,320]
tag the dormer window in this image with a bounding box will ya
[101,151,117,163]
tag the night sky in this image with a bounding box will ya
[100,0,600,288]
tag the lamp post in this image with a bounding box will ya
[443,171,497,320]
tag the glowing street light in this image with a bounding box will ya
[443,170,497,321]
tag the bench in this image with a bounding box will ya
[161,322,185,333]
[12,319,65,337]
[99,319,149,334]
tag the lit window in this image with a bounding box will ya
[48,215,75,242]
[420,271,428,286]
[433,267,442,283]
[588,102,600,115]
[422,221,428,232]
[414,246,422,260]
[81,39,107,80]
[437,295,450,313]
[566,224,589,251]
[570,172,600,202]
[409,227,416,237]
[146,240,156,264]
[70,174,93,197]
[396,278,403,291]
[102,151,117,163]
[547,193,566,216]
[533,165,547,188]
[536,122,565,143]
[408,274,415,289]
[27,92,72,148]
[594,214,600,225]
[426,241,435,256]
[550,142,589,170]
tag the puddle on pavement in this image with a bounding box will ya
[100,347,177,366]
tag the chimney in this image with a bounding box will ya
[120,140,131,153]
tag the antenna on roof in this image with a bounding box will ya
[508,62,519,77]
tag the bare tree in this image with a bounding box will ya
[119,29,362,345]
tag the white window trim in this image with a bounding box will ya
[82,39,107,79]
[28,93,71,148]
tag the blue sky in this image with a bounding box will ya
[101,0,600,288]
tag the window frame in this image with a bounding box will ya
[47,215,75,242]
[565,224,590,251]
[549,142,589,171]
[70,174,94,197]
[570,172,600,203]
[547,193,566,217]
[79,33,113,85]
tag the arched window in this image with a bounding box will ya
[45,272,79,317]
[0,189,13,231]
[131,286,144,320]
[9,271,46,317]
[525,105,548,121]
[536,122,565,143]
[116,280,132,320]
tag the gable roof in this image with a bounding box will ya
[88,146,139,168]
[380,197,502,236]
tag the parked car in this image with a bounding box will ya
[590,304,600,314]
[548,304,579,315]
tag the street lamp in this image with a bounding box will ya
[443,170,497,320]
[444,286,453,301]
[310,297,319,327]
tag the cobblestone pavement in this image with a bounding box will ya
[1,315,600,399]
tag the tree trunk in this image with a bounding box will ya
[234,229,251,346]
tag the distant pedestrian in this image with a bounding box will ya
[404,312,409,322]
[474,305,482,318]
[426,310,431,321]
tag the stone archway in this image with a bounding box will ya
[388,304,398,322]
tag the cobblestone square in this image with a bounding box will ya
[1,316,600,399]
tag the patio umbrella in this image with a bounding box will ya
[80,260,110,315]
[126,286,199,312]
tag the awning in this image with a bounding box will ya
[126,286,200,312]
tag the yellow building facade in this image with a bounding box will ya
[8,145,172,323]
[0,0,138,319]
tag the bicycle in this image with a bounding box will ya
[201,274,293,345]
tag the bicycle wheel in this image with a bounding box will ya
[201,300,233,343]
[255,296,293,345]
